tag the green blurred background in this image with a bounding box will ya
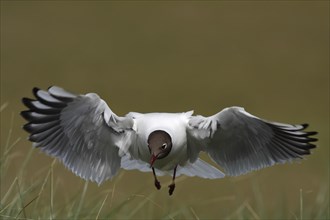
[1,1,329,219]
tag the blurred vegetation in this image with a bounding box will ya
[1,1,329,219]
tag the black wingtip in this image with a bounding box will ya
[309,144,317,149]
[307,131,318,136]
[20,110,30,120]
[47,85,55,91]
[28,135,37,142]
[309,138,318,143]
[22,97,35,108]
[32,87,41,97]
[23,123,32,133]
[301,123,309,129]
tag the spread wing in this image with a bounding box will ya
[187,106,317,176]
[21,86,135,184]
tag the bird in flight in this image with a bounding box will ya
[21,86,317,195]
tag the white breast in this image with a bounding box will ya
[129,111,193,170]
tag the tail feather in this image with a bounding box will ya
[121,155,225,179]
[177,159,225,179]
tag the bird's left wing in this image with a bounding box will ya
[187,106,317,176]
[21,86,135,184]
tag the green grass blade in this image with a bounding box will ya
[300,188,303,220]
[15,179,26,219]
[95,190,111,220]
[1,177,18,206]
[73,181,89,220]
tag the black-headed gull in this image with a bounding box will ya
[21,86,317,195]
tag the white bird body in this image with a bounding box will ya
[128,111,193,170]
[21,86,317,195]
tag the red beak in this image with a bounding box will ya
[150,154,158,167]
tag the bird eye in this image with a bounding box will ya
[161,143,167,150]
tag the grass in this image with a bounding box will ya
[0,104,329,219]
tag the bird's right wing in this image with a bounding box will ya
[21,86,135,184]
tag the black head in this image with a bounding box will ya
[147,130,172,167]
